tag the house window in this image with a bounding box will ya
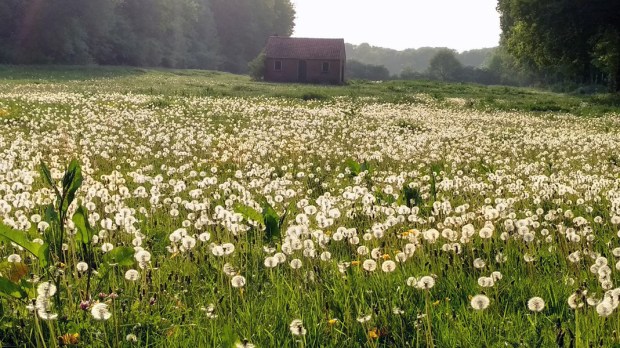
[322,62,330,73]
[274,61,282,71]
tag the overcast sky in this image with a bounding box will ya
[290,0,501,52]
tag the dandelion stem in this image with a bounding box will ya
[34,314,48,348]
[46,320,58,348]
[575,309,580,348]
[113,300,120,348]
[424,291,434,348]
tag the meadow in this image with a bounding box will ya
[1,66,620,347]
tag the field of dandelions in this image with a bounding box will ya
[1,68,620,347]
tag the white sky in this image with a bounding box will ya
[291,0,501,52]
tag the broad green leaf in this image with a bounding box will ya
[62,160,77,190]
[39,161,56,192]
[345,158,361,176]
[104,246,135,267]
[0,277,27,299]
[44,204,59,225]
[278,201,294,233]
[63,160,83,208]
[262,201,281,243]
[360,161,371,174]
[0,224,49,268]
[234,204,264,225]
[72,206,94,245]
[400,185,423,208]
[19,279,36,298]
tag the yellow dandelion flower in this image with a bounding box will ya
[58,333,79,346]
[382,254,391,260]
[368,329,379,339]
[328,318,338,325]
[351,260,361,266]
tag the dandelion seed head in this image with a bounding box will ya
[124,269,140,281]
[231,275,246,288]
[471,294,490,310]
[527,297,545,312]
[289,319,306,336]
[91,303,112,321]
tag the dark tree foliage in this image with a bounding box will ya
[498,0,620,91]
[345,43,495,76]
[346,60,391,81]
[397,49,504,86]
[0,0,295,73]
[428,49,463,82]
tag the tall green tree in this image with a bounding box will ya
[0,0,295,72]
[211,0,295,73]
[428,49,463,82]
[498,0,620,90]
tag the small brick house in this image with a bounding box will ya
[264,37,346,84]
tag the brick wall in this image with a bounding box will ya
[264,58,300,83]
[265,58,344,84]
[305,59,342,84]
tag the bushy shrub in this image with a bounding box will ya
[248,51,266,81]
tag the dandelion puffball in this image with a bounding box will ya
[37,282,57,298]
[471,294,490,310]
[231,275,246,288]
[381,260,396,273]
[124,269,140,281]
[91,303,112,320]
[527,297,545,312]
[76,262,89,272]
[416,276,435,290]
[362,259,377,272]
[596,301,614,317]
[289,319,306,336]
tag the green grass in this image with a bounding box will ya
[0,65,618,116]
[0,65,619,347]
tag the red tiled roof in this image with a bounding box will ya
[265,37,345,60]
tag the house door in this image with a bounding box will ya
[298,60,307,82]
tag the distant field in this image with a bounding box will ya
[1,66,620,347]
[1,65,619,116]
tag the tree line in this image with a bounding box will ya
[348,1,620,92]
[346,43,495,76]
[0,0,295,73]
[497,0,620,91]
[1,0,617,91]
[346,48,504,86]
